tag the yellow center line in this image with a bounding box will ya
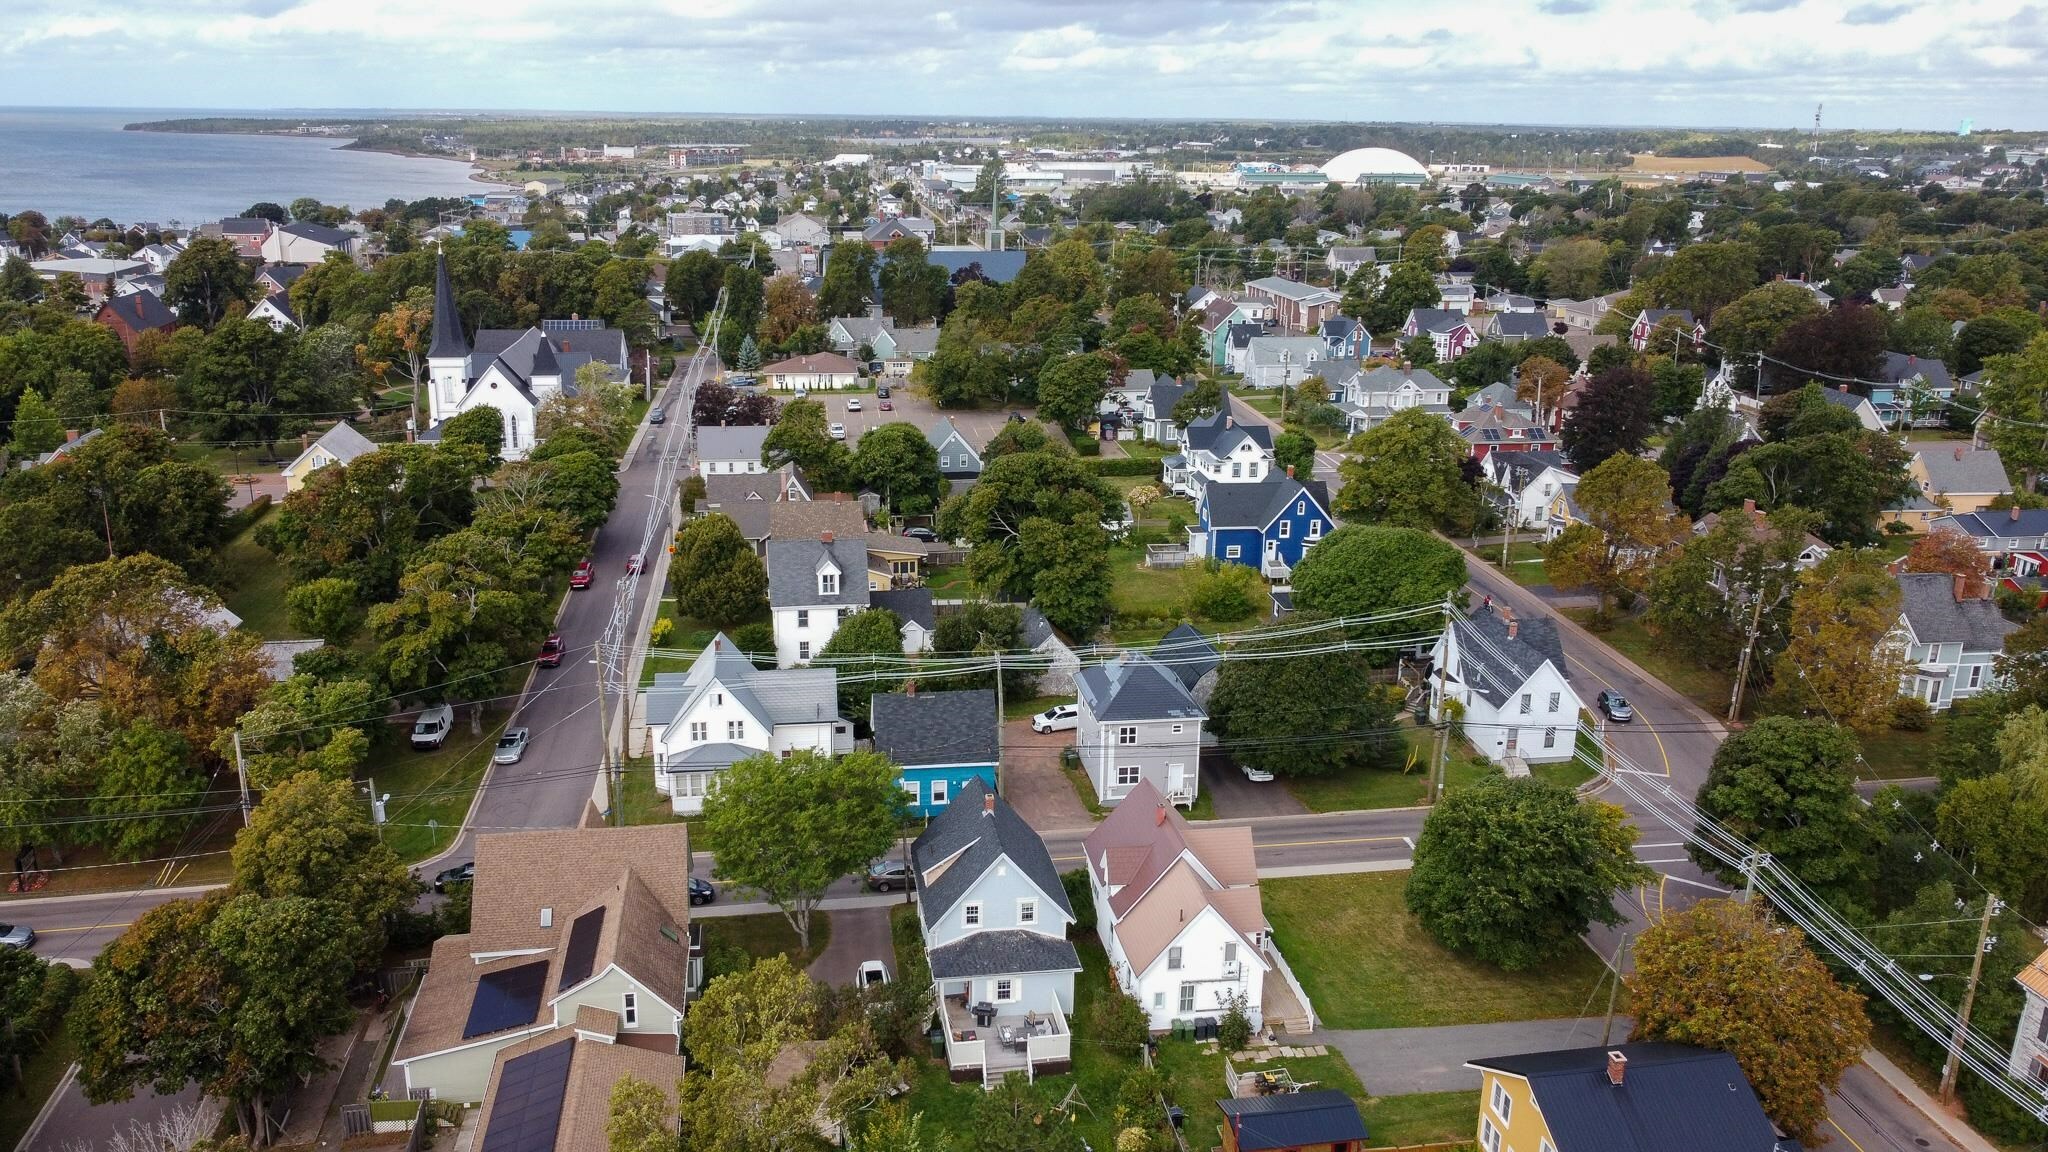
[1563,650,1674,777]
[32,923,129,934]
[1828,1118,1869,1152]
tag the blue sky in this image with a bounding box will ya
[2,0,2040,130]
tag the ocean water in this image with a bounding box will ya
[0,107,505,226]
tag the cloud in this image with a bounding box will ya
[1539,0,1599,13]
[1843,1,1912,21]
[1729,0,1801,11]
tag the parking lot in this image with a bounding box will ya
[790,385,1053,452]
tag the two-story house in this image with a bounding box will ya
[644,635,851,812]
[916,778,1080,1085]
[1243,336,1330,390]
[1454,399,1560,460]
[1401,308,1479,361]
[1084,781,1311,1034]
[695,425,770,476]
[1430,602,1582,770]
[1243,276,1341,333]
[1317,317,1370,360]
[768,534,872,666]
[927,417,983,480]
[1334,363,1453,435]
[1485,311,1551,342]
[1074,653,1206,808]
[389,825,693,1101]
[1143,375,1193,444]
[1199,298,1263,368]
[1162,405,1275,503]
[697,466,814,555]
[1893,572,2018,710]
[1465,1045,1782,1152]
[1868,351,1956,428]
[871,687,998,816]
[1927,507,2048,577]
[2008,947,2048,1086]
[1892,444,2010,533]
[1325,246,1377,277]
[1485,449,1577,531]
[1628,308,1705,352]
[1691,499,1830,594]
[1193,469,1335,579]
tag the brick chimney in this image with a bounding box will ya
[821,530,834,543]
[65,429,79,444]
[1954,571,1970,601]
[1286,464,1296,479]
[1742,498,1757,514]
[1155,804,1168,826]
[984,790,996,815]
[2012,505,2023,523]
[1838,383,1850,392]
[1499,604,1518,640]
[1955,444,1966,461]
[905,679,916,696]
[1607,1051,1628,1087]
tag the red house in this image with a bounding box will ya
[93,290,178,359]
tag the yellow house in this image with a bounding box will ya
[1887,443,2011,530]
[282,421,378,492]
[1464,1044,1782,1152]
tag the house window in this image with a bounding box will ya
[1249,462,1261,478]
[819,572,838,595]
[727,720,745,741]
[1970,664,1983,689]
[1519,693,1532,715]
[1479,1117,1502,1152]
[1490,1080,1513,1126]
[1296,501,1305,514]
[1018,899,1038,925]
[838,608,851,622]
[674,772,714,798]
[1548,691,1560,713]
[1308,521,1321,540]
[1278,519,1291,539]
[798,641,811,661]
[930,779,948,806]
[1178,983,1195,1013]
[689,721,707,742]
[1231,462,1242,478]
[1224,941,1237,964]
[1171,724,1183,735]
[1154,991,1165,1008]
[1226,545,1242,559]
[1543,727,1557,749]
[940,454,950,468]
[1168,946,1184,970]
[622,992,639,1027]
[714,693,724,706]
[963,903,981,927]
[1117,765,1140,787]
[902,780,920,804]
[797,609,810,628]
[994,979,1016,1003]
[1117,726,1137,745]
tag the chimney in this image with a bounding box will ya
[66,429,81,444]
[1401,359,1412,371]
[301,432,310,451]
[1838,383,1850,392]
[1742,498,1756,514]
[1955,445,1966,461]
[713,637,722,650]
[906,680,916,696]
[1955,571,1969,602]
[1607,1051,1628,1087]
[821,530,834,543]
[2013,505,2023,523]
[1155,805,1167,827]
[983,790,995,815]
[1286,464,1296,479]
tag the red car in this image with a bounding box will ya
[879,399,893,411]
[538,634,565,668]
[569,560,594,589]
[626,553,643,575]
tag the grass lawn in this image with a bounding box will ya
[1116,439,1171,461]
[369,718,506,863]
[0,986,86,1152]
[640,601,740,685]
[1003,693,1063,722]
[1562,608,1735,718]
[704,911,832,970]
[215,507,305,639]
[1264,872,1619,1030]
[1108,544,1191,620]
[1238,394,1284,418]
[1060,759,1109,820]
[1362,1090,1479,1147]
[1485,540,1551,589]
[925,564,978,598]
[613,757,698,829]
[1858,717,1945,780]
[3,822,237,899]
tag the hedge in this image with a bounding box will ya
[1085,457,1165,477]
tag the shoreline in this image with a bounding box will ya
[125,120,510,188]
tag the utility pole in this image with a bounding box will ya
[1726,584,1769,722]
[231,730,252,827]
[1940,895,2000,1105]
[1427,593,1454,804]
[1601,934,1629,1044]
[595,633,617,826]
[992,650,1005,788]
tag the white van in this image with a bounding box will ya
[410,704,455,750]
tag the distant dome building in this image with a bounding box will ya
[1320,147,1430,186]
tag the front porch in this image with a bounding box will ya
[938,991,1071,1086]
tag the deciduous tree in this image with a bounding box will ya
[163,237,256,327]
[1208,614,1394,777]
[761,397,853,488]
[228,771,415,961]
[1979,334,2048,490]
[1692,717,1873,901]
[816,608,905,718]
[1541,454,1688,624]
[1288,525,1467,641]
[669,513,769,626]
[87,722,202,862]
[1334,407,1479,532]
[1902,525,1993,595]
[1771,547,1905,731]
[1036,352,1111,430]
[853,423,946,517]
[1559,366,1655,472]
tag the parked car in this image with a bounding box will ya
[626,553,643,574]
[570,560,594,589]
[904,526,938,543]
[879,399,893,411]
[846,397,863,412]
[1031,703,1080,733]
[1598,690,1633,723]
[868,361,884,375]
[793,387,809,399]
[649,406,666,426]
[538,634,565,668]
[0,923,34,949]
[688,877,716,906]
[858,960,890,989]
[864,858,916,892]
[433,862,474,893]
[494,727,530,764]
[410,704,454,750]
[1241,763,1275,783]
[828,422,847,440]
[731,374,756,388]
[876,385,891,399]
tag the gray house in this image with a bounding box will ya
[1152,623,1222,706]
[1074,653,1206,808]
[928,418,982,480]
[1021,607,1080,695]
[915,777,1079,1085]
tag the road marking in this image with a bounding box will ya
[1635,857,1690,865]
[1664,874,1734,893]
[1637,841,1684,849]
[1258,835,1412,849]
[32,923,130,934]
[1828,1118,1869,1152]
[1562,651,1675,777]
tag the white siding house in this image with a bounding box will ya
[1429,602,1582,769]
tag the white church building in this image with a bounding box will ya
[420,251,631,459]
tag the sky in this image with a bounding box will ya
[2,0,2042,131]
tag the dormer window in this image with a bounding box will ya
[819,571,838,596]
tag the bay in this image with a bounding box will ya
[0,107,506,227]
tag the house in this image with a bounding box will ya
[133,242,182,275]
[1893,571,2018,709]
[1164,403,1275,503]
[1466,1044,1785,1152]
[1223,324,1267,374]
[1152,623,1221,706]
[862,217,937,248]
[1485,311,1551,342]
[1142,375,1193,444]
[1928,507,2048,576]
[388,824,692,1101]
[1021,607,1081,696]
[1628,308,1705,352]
[915,777,1080,1085]
[1401,308,1479,361]
[1868,351,1956,427]
[825,309,892,355]
[1074,653,1206,808]
[2007,947,2048,1086]
[1486,449,1577,530]
[209,217,274,258]
[1243,276,1341,333]
[1436,281,1476,314]
[871,688,998,816]
[1692,499,1830,592]
[768,534,871,666]
[643,634,852,813]
[1334,364,1453,435]
[1241,336,1330,391]
[1199,298,1266,368]
[881,325,939,377]
[1815,384,1886,431]
[928,418,982,479]
[1317,317,1369,360]
[698,467,812,554]
[254,262,307,296]
[694,425,770,476]
[422,253,629,459]
[1454,399,1560,460]
[871,586,937,654]
[1430,601,1582,770]
[1900,444,2011,530]
[1483,291,1539,314]
[1083,779,1302,1033]
[32,258,146,302]
[246,290,301,332]
[1194,470,1334,579]
[1326,246,1377,276]
[92,289,177,357]
[760,352,860,392]
[779,212,832,247]
[282,422,378,493]
[1218,1091,1369,1152]
[260,221,356,264]
[471,1028,679,1152]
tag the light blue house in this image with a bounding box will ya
[871,688,998,817]
[1195,474,1335,579]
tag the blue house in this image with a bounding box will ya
[871,688,999,817]
[1196,474,1335,578]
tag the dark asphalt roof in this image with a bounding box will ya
[1492,311,1551,338]
[870,587,936,630]
[926,929,1083,980]
[871,689,997,767]
[1453,602,1566,708]
[1468,1044,1784,1152]
[1216,1091,1368,1151]
[1203,475,1327,530]
[1897,573,2018,651]
[1075,652,1205,723]
[765,537,870,608]
[429,251,468,358]
[100,289,176,331]
[912,777,1073,930]
[1152,624,1219,692]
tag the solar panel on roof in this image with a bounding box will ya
[464,960,549,1039]
[480,1038,574,1152]
[556,907,606,993]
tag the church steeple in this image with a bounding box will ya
[428,250,468,359]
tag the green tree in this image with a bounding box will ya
[982,420,1067,460]
[664,250,726,324]
[1980,334,2048,490]
[734,333,761,374]
[0,673,103,863]
[1692,717,1872,901]
[816,607,905,718]
[0,946,75,1090]
[367,528,549,708]
[180,317,306,452]
[1272,430,1317,478]
[1036,352,1112,430]
[1707,282,1824,385]
[1543,453,1687,624]
[1361,262,1441,334]
[8,389,64,456]
[878,238,949,327]
[687,952,817,1071]
[853,423,946,516]
[761,398,853,488]
[818,243,878,319]
[228,771,415,963]
[669,514,770,626]
[1288,525,1467,640]
[703,750,904,950]
[1405,776,1650,971]
[936,450,1117,635]
[1648,240,1759,320]
[228,674,377,788]
[1559,366,1655,472]
[1016,516,1114,638]
[163,236,256,326]
[1170,377,1223,425]
[1208,615,1395,776]
[538,365,638,453]
[1179,561,1264,623]
[971,1074,1086,1152]
[1628,899,1869,1145]
[606,1076,678,1152]
[1956,311,2040,377]
[437,406,505,462]
[1532,237,1611,300]
[1771,548,1906,732]
[1333,408,1478,532]
[87,722,201,862]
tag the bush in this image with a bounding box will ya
[1062,868,1096,931]
[1890,695,1932,731]
[223,493,274,537]
[1217,991,1253,1052]
[1083,456,1163,477]
[1066,429,1102,456]
[650,617,676,646]
[680,474,706,514]
[732,621,775,664]
[1181,560,1262,623]
[1088,986,1151,1054]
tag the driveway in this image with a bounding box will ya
[1320,1017,1624,1095]
[806,904,896,988]
[1202,749,1308,818]
[1001,719,1095,831]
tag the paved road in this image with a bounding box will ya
[19,1068,212,1152]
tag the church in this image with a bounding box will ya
[420,251,631,459]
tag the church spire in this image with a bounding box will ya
[428,250,468,359]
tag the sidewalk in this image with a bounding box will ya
[1860,1048,1998,1152]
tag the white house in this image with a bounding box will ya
[1242,336,1329,390]
[695,425,770,476]
[246,290,301,332]
[1892,572,2018,710]
[760,352,860,391]
[768,534,872,666]
[643,635,851,813]
[1484,450,1578,531]
[1161,404,1274,504]
[1334,363,1453,435]
[1430,602,1582,770]
[259,221,356,264]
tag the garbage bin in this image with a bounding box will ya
[1171,1018,1192,1040]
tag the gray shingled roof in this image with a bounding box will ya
[1466,1044,1780,1152]
[1406,308,1469,334]
[1075,653,1205,723]
[1152,624,1219,692]
[696,425,771,463]
[926,930,1083,980]
[645,635,840,729]
[1452,603,1567,708]
[1203,476,1327,530]
[871,689,997,767]
[429,251,468,358]
[912,777,1074,929]
[870,587,935,630]
[1932,509,2048,540]
[1897,573,2019,652]
[765,538,870,609]
[1182,405,1273,455]
[1879,350,1953,392]
[1491,312,1551,339]
[1914,444,2009,496]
